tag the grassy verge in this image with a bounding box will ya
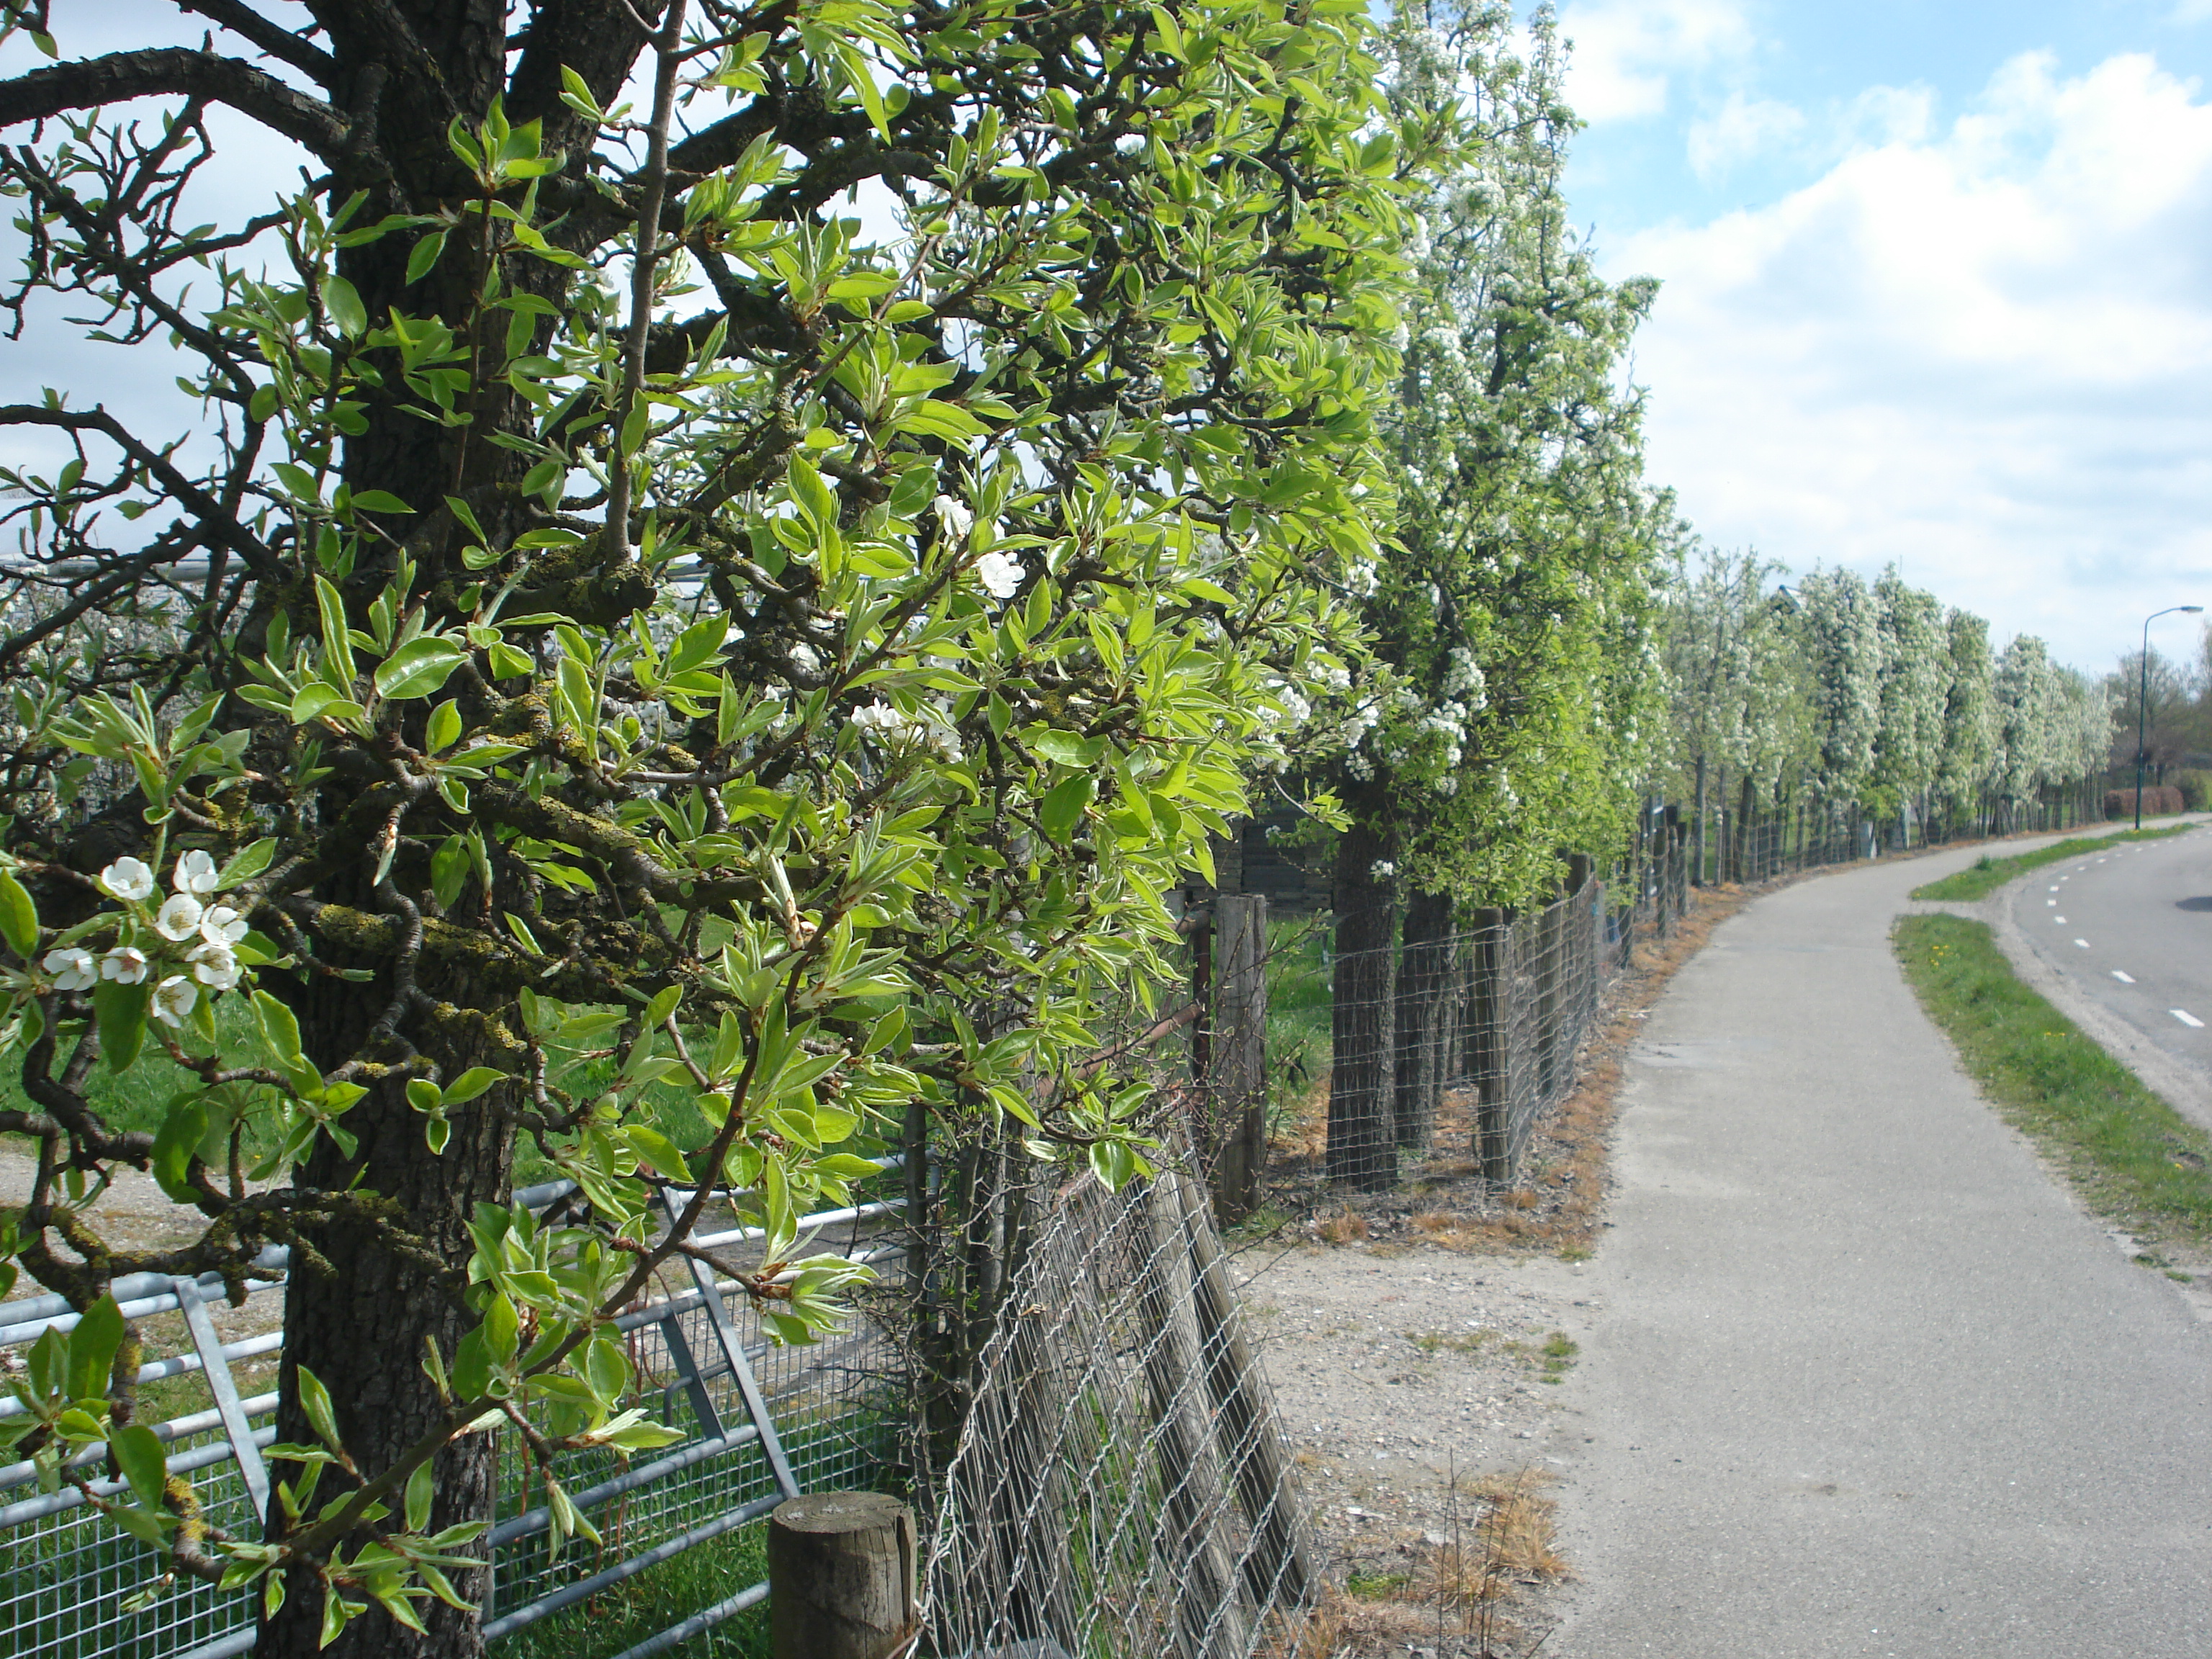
[1910,823,2195,902]
[1894,913,2212,1256]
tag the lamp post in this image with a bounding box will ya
[2137,605,2203,830]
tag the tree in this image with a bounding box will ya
[1932,607,1996,833]
[1791,567,1885,817]
[0,0,1421,1650]
[1316,0,1665,1180]
[1658,543,1808,877]
[1868,567,1946,832]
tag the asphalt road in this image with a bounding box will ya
[1546,829,2212,1659]
[2005,825,2212,1079]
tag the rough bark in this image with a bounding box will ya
[1391,886,1453,1153]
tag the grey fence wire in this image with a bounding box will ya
[918,1165,1318,1659]
[1324,866,1615,1190]
[0,1167,906,1659]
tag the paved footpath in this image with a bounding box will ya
[1548,831,2212,1659]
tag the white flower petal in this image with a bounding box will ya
[100,946,149,985]
[151,974,197,1027]
[154,894,205,943]
[172,850,220,896]
[97,858,156,902]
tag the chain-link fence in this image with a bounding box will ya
[918,1166,1317,1659]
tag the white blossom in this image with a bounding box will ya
[850,700,961,758]
[151,974,197,1028]
[172,850,220,895]
[97,858,155,902]
[974,550,1022,600]
[187,943,240,991]
[199,904,248,948]
[932,495,974,539]
[100,945,150,984]
[42,947,96,990]
[1370,860,1395,880]
[154,894,205,943]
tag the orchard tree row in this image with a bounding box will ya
[0,0,1689,1652]
[1660,549,2115,871]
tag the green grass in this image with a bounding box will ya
[1262,917,1332,1123]
[495,1524,770,1659]
[1894,914,2212,1252]
[1910,824,2195,902]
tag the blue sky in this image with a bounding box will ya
[1548,0,2212,673]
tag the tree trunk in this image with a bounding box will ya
[1328,777,1396,1189]
[1392,887,1453,1154]
[1692,754,1707,886]
[263,981,512,1657]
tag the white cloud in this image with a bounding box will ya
[1556,0,1758,122]
[1615,51,2212,670]
[1687,93,1807,180]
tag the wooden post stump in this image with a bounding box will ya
[768,1492,917,1659]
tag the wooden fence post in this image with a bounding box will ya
[1136,1177,1254,1659]
[1210,895,1267,1223]
[768,1493,917,1659]
[1171,1170,1318,1608]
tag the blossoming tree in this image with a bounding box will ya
[0,0,1426,1650]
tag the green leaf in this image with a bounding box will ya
[405,230,448,285]
[93,979,149,1073]
[315,576,356,689]
[151,1095,211,1203]
[321,275,367,337]
[349,490,414,515]
[441,1067,503,1105]
[67,1295,125,1400]
[112,1424,168,1511]
[666,616,727,675]
[1039,774,1096,842]
[583,1337,629,1406]
[621,1125,691,1184]
[297,1366,345,1457]
[374,637,467,701]
[405,1460,435,1533]
[425,698,462,754]
[0,869,37,958]
[215,837,276,890]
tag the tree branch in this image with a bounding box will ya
[0,48,351,159]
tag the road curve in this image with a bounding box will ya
[1546,831,2212,1659]
[2004,827,2212,1087]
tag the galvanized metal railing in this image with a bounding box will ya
[0,1164,905,1659]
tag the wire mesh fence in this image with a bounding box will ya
[1681,782,2105,888]
[0,1170,907,1659]
[917,1164,1318,1659]
[1320,866,1614,1191]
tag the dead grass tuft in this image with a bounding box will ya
[1313,1206,1370,1245]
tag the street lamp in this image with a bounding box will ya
[2137,605,2204,830]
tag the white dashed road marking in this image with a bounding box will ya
[2074,939,2091,948]
[2113,971,2136,984]
[2054,916,2067,923]
[2174,1010,2205,1030]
